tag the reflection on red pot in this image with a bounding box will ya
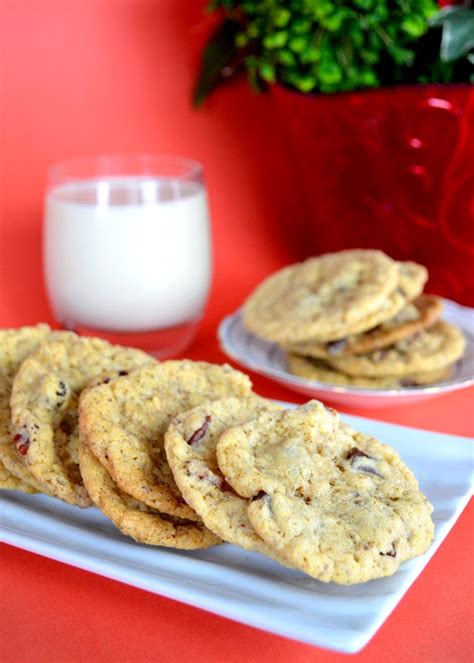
[273,84,474,305]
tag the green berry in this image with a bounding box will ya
[354,0,374,9]
[259,62,276,83]
[278,49,297,66]
[313,1,334,20]
[263,30,288,49]
[318,61,343,85]
[294,74,317,93]
[289,35,309,54]
[235,32,249,48]
[291,18,312,34]
[359,68,378,86]
[401,15,427,38]
[300,45,321,64]
[321,11,345,32]
[273,8,291,28]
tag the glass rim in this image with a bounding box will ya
[47,154,204,186]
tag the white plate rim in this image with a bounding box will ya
[218,298,474,398]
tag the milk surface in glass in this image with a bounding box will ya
[44,177,212,338]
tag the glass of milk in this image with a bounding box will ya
[44,155,212,357]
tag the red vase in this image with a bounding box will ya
[272,84,474,306]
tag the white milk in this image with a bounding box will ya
[44,178,212,331]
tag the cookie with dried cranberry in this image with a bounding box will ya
[242,249,400,344]
[327,321,465,378]
[217,401,434,584]
[80,361,253,519]
[287,295,441,359]
[287,354,453,389]
[10,334,153,507]
[0,324,60,493]
[79,442,220,549]
[165,396,288,556]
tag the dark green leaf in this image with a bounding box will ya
[193,19,242,107]
[430,7,474,62]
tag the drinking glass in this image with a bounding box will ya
[43,154,212,357]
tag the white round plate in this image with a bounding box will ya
[218,298,474,408]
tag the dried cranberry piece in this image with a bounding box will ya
[13,430,30,456]
[187,416,211,446]
[219,478,234,493]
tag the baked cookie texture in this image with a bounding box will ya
[0,325,58,493]
[217,402,434,584]
[1,319,436,580]
[241,249,465,390]
[10,334,153,506]
[80,361,253,519]
[242,249,400,344]
[0,461,36,493]
[327,321,466,378]
[165,396,285,555]
[287,354,452,389]
[287,295,442,359]
[79,443,221,549]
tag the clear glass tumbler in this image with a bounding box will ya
[44,154,212,357]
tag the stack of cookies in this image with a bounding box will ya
[0,325,434,584]
[242,249,466,389]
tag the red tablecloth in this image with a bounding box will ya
[1,2,473,661]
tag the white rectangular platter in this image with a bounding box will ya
[1,412,472,654]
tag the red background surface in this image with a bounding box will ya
[0,2,472,662]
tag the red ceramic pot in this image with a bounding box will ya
[272,84,474,306]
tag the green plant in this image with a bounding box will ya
[194,0,473,104]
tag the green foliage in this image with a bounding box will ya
[195,0,473,103]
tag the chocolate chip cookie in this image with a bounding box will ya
[287,354,452,389]
[80,361,253,519]
[217,401,434,584]
[165,396,284,554]
[0,325,58,493]
[10,334,153,506]
[79,442,220,549]
[242,250,400,344]
[327,321,466,378]
[286,295,442,359]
